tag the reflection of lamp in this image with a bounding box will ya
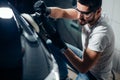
[0,7,13,19]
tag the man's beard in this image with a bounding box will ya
[78,18,87,26]
[78,15,95,26]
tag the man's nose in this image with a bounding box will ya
[79,13,84,19]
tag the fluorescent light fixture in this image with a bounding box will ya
[0,7,13,19]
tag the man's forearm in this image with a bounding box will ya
[49,7,79,19]
[63,48,87,73]
[49,7,65,19]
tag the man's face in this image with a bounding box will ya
[76,2,96,26]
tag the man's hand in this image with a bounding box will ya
[47,30,68,50]
[34,0,67,50]
[34,0,51,16]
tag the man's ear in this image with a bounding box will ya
[96,8,101,15]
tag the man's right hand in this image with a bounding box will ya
[47,30,68,50]
[34,0,51,16]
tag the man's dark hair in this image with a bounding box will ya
[78,0,102,11]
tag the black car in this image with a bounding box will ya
[0,1,59,80]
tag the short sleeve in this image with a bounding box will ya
[88,33,108,52]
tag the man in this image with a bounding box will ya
[35,0,115,80]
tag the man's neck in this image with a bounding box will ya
[89,15,101,27]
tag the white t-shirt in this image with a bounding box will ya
[82,14,115,80]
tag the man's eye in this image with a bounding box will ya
[83,12,91,15]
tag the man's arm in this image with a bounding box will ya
[34,1,79,19]
[63,48,101,73]
[49,7,79,19]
